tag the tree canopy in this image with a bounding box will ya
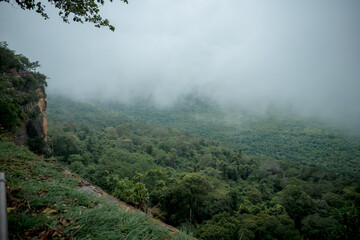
[45,95,360,240]
[1,0,128,31]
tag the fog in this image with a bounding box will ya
[1,0,360,128]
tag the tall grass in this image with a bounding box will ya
[0,140,192,239]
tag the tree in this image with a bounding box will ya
[0,0,129,31]
[50,131,83,160]
[176,173,210,223]
[107,174,149,209]
[238,213,301,240]
[301,214,340,240]
[280,185,314,228]
[195,212,240,240]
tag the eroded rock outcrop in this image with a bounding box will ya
[14,87,48,146]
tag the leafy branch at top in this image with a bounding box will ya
[1,0,129,31]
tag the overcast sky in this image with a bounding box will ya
[1,0,360,128]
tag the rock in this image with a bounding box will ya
[14,87,49,152]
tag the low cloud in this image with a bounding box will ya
[1,0,359,128]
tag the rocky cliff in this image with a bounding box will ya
[1,43,49,154]
[14,87,48,148]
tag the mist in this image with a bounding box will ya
[1,0,359,128]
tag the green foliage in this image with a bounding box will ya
[237,213,301,240]
[69,160,85,174]
[280,185,314,226]
[0,139,191,239]
[195,212,240,240]
[27,136,46,154]
[142,168,169,205]
[45,96,360,239]
[0,0,129,31]
[0,42,47,131]
[108,174,149,207]
[195,212,301,240]
[301,214,340,240]
[96,148,155,186]
[50,131,83,160]
[99,95,360,177]
[175,173,210,223]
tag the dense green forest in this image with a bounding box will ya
[46,95,360,239]
[97,96,360,177]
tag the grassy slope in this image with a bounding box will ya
[0,139,191,240]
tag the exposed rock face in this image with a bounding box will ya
[14,88,48,146]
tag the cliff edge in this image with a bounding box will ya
[0,42,49,153]
[14,87,48,146]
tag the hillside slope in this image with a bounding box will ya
[0,139,191,239]
[94,95,360,177]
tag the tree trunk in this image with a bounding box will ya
[189,207,192,223]
[189,198,192,223]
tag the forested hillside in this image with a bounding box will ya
[97,96,360,177]
[0,44,191,240]
[3,1,360,239]
[2,41,359,240]
[46,95,360,239]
